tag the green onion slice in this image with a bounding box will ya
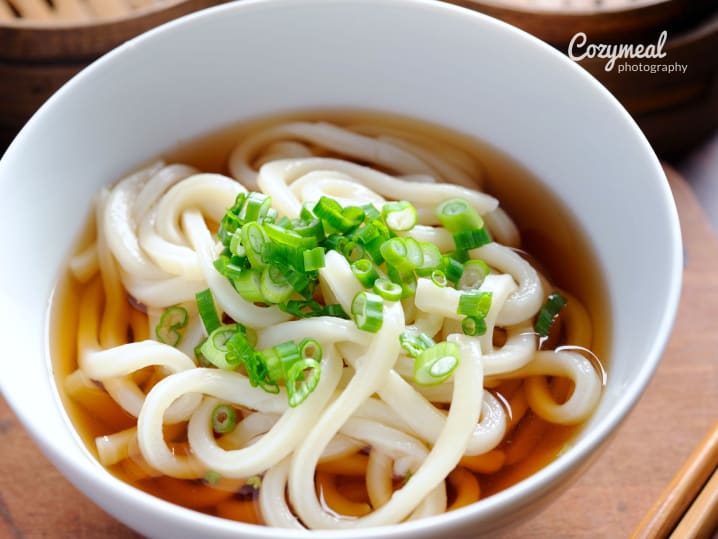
[303,247,326,271]
[457,291,493,318]
[351,291,384,332]
[351,258,379,288]
[233,268,264,303]
[211,404,238,434]
[458,259,490,290]
[260,265,294,304]
[414,341,460,386]
[462,315,487,336]
[436,198,483,234]
[201,324,243,369]
[453,228,492,251]
[286,358,321,407]
[440,255,464,283]
[195,289,221,334]
[241,222,269,268]
[373,277,402,302]
[155,305,189,347]
[382,200,418,232]
[399,331,435,357]
[239,192,272,223]
[205,470,222,485]
[535,291,568,337]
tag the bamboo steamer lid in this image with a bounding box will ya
[0,0,228,148]
[447,0,718,156]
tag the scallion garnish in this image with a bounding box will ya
[195,289,221,334]
[373,277,402,302]
[535,291,568,337]
[351,258,380,288]
[211,404,238,434]
[382,200,418,232]
[155,305,189,347]
[399,331,435,357]
[461,315,487,336]
[458,259,490,290]
[457,291,493,318]
[414,341,460,386]
[436,198,482,232]
[205,470,222,485]
[440,255,464,283]
[351,291,384,332]
[453,227,492,251]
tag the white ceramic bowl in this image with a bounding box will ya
[0,0,681,537]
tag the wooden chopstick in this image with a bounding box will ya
[632,419,718,539]
[670,465,718,539]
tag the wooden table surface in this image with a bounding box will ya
[1,167,717,538]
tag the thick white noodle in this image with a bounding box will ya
[490,349,602,424]
[257,158,497,222]
[81,340,201,422]
[288,333,482,528]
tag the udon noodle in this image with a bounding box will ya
[56,115,605,529]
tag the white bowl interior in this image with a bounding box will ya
[0,0,681,538]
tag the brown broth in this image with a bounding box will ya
[49,109,610,525]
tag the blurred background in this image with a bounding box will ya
[1,0,717,222]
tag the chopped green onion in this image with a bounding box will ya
[414,341,460,386]
[195,289,221,334]
[342,241,365,263]
[387,266,417,298]
[403,237,424,269]
[351,258,379,288]
[323,304,349,319]
[155,305,188,347]
[457,291,493,318]
[313,197,365,233]
[246,475,262,489]
[264,222,317,249]
[211,404,238,434]
[292,218,324,242]
[436,198,483,234]
[280,299,324,318]
[535,291,568,337]
[229,230,245,257]
[201,324,243,369]
[373,277,402,301]
[458,259,490,290]
[286,358,321,407]
[382,200,418,232]
[204,470,222,485]
[239,192,272,223]
[380,237,415,273]
[416,242,442,275]
[303,246,326,271]
[440,255,464,283]
[260,265,294,304]
[233,268,264,303]
[430,269,447,288]
[361,203,382,220]
[462,315,487,336]
[453,228,492,251]
[299,338,323,362]
[264,341,301,382]
[351,291,384,332]
[399,331,435,357]
[241,222,269,268]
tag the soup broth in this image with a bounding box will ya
[50,110,609,526]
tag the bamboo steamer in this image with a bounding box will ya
[0,0,228,149]
[448,0,718,156]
